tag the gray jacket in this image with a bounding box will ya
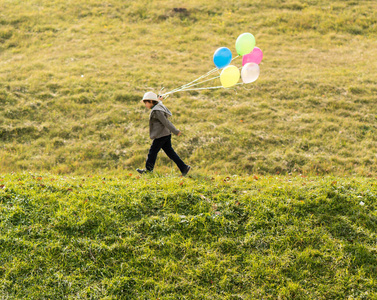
[149,102,180,139]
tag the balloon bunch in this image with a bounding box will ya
[162,32,263,97]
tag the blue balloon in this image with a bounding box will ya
[213,47,232,69]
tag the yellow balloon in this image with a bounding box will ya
[220,65,240,88]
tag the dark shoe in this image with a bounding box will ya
[136,168,151,174]
[182,165,191,176]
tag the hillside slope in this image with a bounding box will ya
[0,0,377,175]
[0,173,376,298]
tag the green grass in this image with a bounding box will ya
[1,173,376,298]
[0,0,377,175]
[1,1,377,298]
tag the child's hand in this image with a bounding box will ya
[177,131,182,136]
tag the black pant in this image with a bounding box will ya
[146,134,187,173]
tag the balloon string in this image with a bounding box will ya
[165,68,218,95]
[177,55,239,90]
[165,83,244,95]
[162,55,241,96]
[172,85,224,92]
[164,75,221,95]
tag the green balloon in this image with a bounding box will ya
[235,33,256,56]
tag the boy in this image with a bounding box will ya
[136,92,191,176]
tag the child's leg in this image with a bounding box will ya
[161,135,188,173]
[145,137,165,171]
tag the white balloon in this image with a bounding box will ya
[241,63,260,84]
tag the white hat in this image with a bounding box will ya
[141,92,160,103]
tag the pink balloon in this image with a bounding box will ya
[242,47,263,65]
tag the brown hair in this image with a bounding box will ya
[144,100,159,105]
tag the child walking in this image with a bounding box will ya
[136,92,191,176]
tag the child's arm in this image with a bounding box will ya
[154,111,180,135]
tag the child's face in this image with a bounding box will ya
[144,101,154,109]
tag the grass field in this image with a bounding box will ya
[1,173,376,298]
[0,0,376,175]
[1,0,377,299]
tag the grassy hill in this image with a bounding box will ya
[1,173,376,298]
[0,0,377,175]
[1,2,377,298]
